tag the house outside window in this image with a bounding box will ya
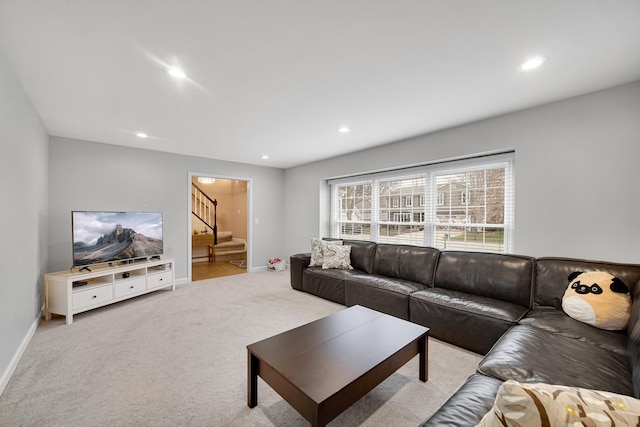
[330,153,514,253]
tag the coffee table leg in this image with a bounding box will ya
[419,335,429,382]
[248,350,258,407]
[311,404,327,427]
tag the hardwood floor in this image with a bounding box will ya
[192,260,246,281]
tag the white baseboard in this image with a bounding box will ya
[0,310,41,397]
[175,277,189,286]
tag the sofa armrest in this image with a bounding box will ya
[290,253,311,291]
[421,374,502,427]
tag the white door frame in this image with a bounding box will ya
[187,171,253,282]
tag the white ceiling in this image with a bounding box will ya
[1,1,639,169]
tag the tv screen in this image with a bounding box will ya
[72,211,163,267]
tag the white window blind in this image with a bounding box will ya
[329,153,515,253]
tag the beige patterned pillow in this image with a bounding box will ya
[309,238,342,267]
[477,380,640,427]
[321,244,353,270]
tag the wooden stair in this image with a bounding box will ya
[192,231,246,262]
[214,232,247,261]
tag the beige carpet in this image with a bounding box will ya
[0,271,481,426]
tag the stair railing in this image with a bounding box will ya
[192,183,218,244]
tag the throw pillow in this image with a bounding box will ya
[309,238,342,267]
[562,271,631,331]
[477,380,640,427]
[321,244,353,270]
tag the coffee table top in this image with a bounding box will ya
[247,305,429,404]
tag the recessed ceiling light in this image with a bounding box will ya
[261,155,269,159]
[518,56,548,71]
[338,126,351,133]
[136,132,148,138]
[167,67,187,79]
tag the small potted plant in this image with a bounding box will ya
[268,257,285,271]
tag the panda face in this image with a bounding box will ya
[570,281,603,295]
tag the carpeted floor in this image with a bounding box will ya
[0,271,481,426]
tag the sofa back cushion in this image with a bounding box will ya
[535,258,640,309]
[325,239,377,274]
[372,244,440,287]
[434,251,534,307]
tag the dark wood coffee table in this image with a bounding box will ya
[247,305,429,426]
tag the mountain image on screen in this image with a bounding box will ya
[73,224,162,265]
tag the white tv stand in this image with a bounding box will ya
[44,257,175,325]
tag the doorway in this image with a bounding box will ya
[189,174,251,281]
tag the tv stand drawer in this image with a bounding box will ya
[148,271,173,289]
[73,285,113,310]
[114,277,146,298]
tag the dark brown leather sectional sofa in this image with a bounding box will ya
[289,239,640,426]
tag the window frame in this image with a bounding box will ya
[329,153,515,253]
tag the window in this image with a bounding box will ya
[334,182,371,240]
[330,153,514,252]
[392,213,412,222]
[460,191,469,204]
[405,196,413,207]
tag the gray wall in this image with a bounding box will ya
[0,51,49,389]
[48,137,284,279]
[284,81,640,264]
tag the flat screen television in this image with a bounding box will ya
[72,211,163,267]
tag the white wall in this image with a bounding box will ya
[48,137,284,279]
[0,51,49,393]
[284,81,640,264]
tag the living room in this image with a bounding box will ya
[2,1,640,425]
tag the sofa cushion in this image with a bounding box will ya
[434,251,534,307]
[534,257,640,309]
[421,374,503,427]
[302,267,368,305]
[372,244,439,287]
[412,288,529,323]
[478,325,633,396]
[340,239,377,274]
[346,274,426,295]
[410,288,529,355]
[309,238,342,267]
[477,380,640,427]
[520,307,628,356]
[344,275,422,320]
[561,271,632,331]
[321,244,353,270]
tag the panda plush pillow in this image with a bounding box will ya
[562,271,631,331]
